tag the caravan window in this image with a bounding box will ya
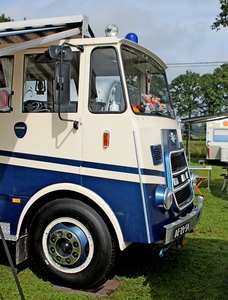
[213,128,228,142]
[22,52,80,113]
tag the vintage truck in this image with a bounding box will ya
[0,15,203,289]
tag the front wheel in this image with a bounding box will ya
[29,198,116,289]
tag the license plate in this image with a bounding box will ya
[174,222,190,239]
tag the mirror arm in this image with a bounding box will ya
[8,91,14,111]
[57,107,79,129]
[76,45,84,53]
[63,42,84,53]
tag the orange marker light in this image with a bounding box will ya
[103,131,110,148]
[223,120,228,127]
[12,198,21,203]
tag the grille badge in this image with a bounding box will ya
[169,131,176,144]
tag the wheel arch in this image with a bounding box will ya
[17,183,128,251]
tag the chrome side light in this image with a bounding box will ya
[155,185,173,211]
[190,172,197,188]
[164,188,173,210]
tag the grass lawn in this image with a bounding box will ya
[1,161,228,299]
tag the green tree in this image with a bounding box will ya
[212,0,228,30]
[199,73,219,114]
[192,124,200,134]
[170,65,228,118]
[212,64,228,109]
[169,70,201,119]
[169,71,202,156]
[0,13,13,22]
[200,64,228,113]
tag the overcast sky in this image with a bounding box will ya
[1,0,227,82]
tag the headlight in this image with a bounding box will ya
[190,172,197,188]
[155,186,173,211]
[105,24,118,37]
[164,188,173,210]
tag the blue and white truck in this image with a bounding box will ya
[0,15,203,289]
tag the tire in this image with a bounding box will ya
[29,198,116,289]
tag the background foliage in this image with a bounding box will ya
[212,0,228,30]
[0,13,13,22]
[169,64,228,120]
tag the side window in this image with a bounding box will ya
[22,51,80,113]
[121,45,174,118]
[89,47,125,113]
[213,129,228,142]
[0,57,14,112]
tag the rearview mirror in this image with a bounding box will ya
[54,62,71,106]
[35,51,53,63]
[49,45,73,61]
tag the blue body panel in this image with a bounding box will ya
[0,150,168,243]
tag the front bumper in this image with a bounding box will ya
[163,196,203,244]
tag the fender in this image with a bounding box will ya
[16,182,128,250]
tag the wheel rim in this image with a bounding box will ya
[42,217,94,273]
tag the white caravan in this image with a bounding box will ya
[206,118,228,162]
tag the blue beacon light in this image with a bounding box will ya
[125,32,138,43]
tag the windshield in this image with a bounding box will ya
[121,45,175,118]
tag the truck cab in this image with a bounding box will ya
[0,16,203,289]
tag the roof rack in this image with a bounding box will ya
[0,15,95,56]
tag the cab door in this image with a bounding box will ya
[81,46,148,242]
[11,49,83,198]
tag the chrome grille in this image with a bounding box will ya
[175,184,192,206]
[170,150,193,209]
[171,151,185,172]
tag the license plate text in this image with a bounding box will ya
[174,222,190,239]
